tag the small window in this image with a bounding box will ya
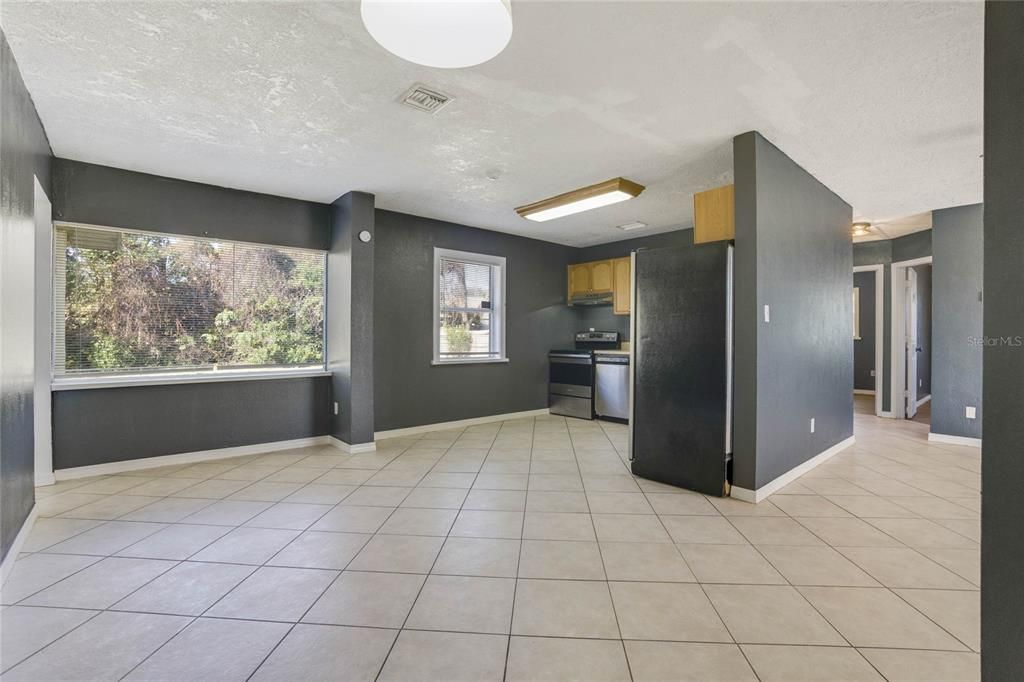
[53,224,326,380]
[433,248,506,364]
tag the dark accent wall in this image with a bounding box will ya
[982,2,1024,676]
[913,264,932,399]
[1,31,52,562]
[893,229,932,263]
[52,378,330,468]
[853,271,876,391]
[328,192,375,445]
[49,161,334,467]
[572,229,694,340]
[931,205,983,439]
[853,233,932,412]
[373,210,576,431]
[51,158,329,250]
[732,131,853,491]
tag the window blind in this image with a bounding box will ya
[438,256,499,359]
[53,224,326,376]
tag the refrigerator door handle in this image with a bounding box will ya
[628,250,638,462]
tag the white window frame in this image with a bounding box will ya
[50,221,329,390]
[432,247,507,365]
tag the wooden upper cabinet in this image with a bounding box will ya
[590,260,613,293]
[612,257,631,315]
[568,263,592,298]
[694,184,735,244]
[567,258,629,313]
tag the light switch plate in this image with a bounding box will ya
[764,305,770,323]
[966,406,976,419]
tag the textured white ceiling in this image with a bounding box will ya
[2,1,982,247]
[854,211,933,243]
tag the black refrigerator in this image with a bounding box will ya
[629,242,733,496]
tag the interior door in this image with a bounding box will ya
[905,267,919,419]
[630,243,731,495]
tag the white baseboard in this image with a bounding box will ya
[916,394,932,408]
[878,411,895,418]
[375,408,551,440]
[329,437,377,454]
[730,435,856,504]
[853,389,876,395]
[928,432,981,448]
[35,472,56,487]
[53,436,332,481]
[1,505,39,586]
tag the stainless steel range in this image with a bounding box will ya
[548,331,620,420]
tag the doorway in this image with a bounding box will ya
[891,256,933,422]
[33,176,54,486]
[853,265,884,417]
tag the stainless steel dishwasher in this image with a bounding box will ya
[594,353,630,421]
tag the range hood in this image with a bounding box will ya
[569,291,614,306]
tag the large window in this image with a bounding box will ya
[53,224,326,381]
[433,248,506,364]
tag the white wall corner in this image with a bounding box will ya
[730,435,856,504]
[329,437,377,454]
[0,505,39,586]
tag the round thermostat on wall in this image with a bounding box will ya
[358,230,372,243]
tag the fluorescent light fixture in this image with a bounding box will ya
[851,221,872,238]
[361,0,513,69]
[617,221,648,231]
[516,178,645,222]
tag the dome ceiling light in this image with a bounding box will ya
[852,222,872,238]
[361,0,513,69]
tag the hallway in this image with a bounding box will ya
[1,411,979,680]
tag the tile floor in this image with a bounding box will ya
[1,407,979,681]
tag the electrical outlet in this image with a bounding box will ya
[966,406,976,419]
[810,418,816,433]
[333,402,339,416]
[870,370,875,377]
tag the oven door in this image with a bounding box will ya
[549,353,594,398]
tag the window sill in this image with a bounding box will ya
[52,367,331,391]
[431,358,510,366]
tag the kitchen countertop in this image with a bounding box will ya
[594,349,630,356]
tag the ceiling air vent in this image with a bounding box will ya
[400,84,453,114]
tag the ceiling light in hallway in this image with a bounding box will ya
[516,178,646,222]
[852,222,872,238]
[361,0,513,69]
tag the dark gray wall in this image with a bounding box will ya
[853,233,933,412]
[572,229,695,340]
[328,192,375,445]
[733,131,853,491]
[52,158,329,250]
[373,209,576,431]
[893,229,932,263]
[913,264,932,399]
[931,204,983,439]
[853,271,876,391]
[52,378,330,468]
[982,2,1024,676]
[1,31,51,562]
[49,161,334,467]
